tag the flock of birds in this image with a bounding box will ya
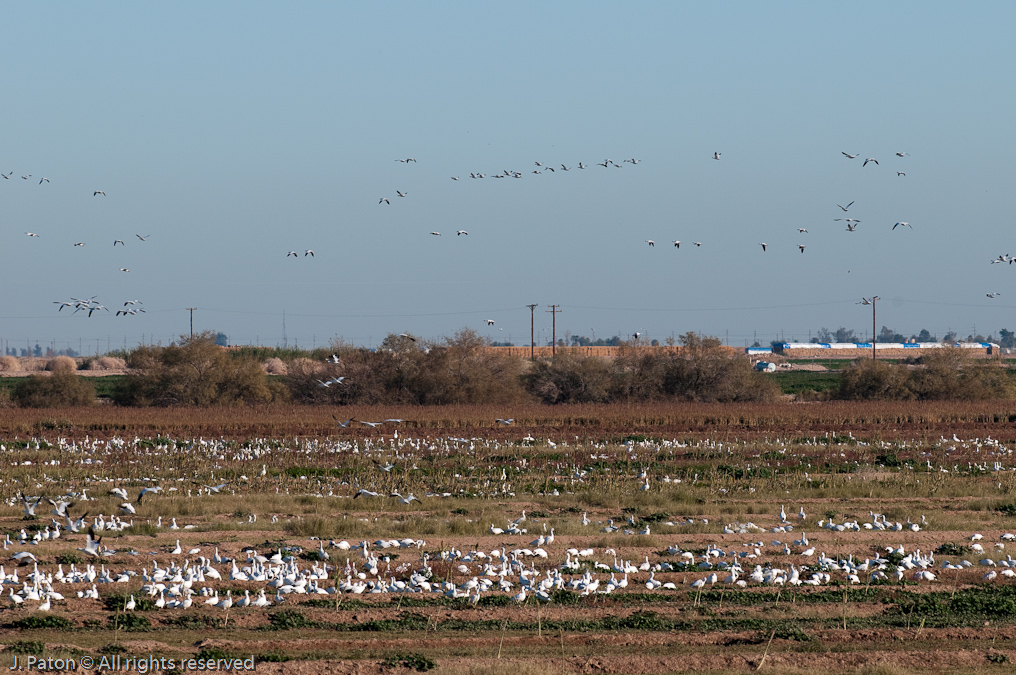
[643,151,911,257]
[5,175,151,318]
[0,430,1013,615]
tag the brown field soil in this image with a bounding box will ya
[1,403,1016,673]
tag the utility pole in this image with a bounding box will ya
[861,296,879,360]
[872,296,879,360]
[186,308,197,339]
[526,304,538,360]
[546,305,561,356]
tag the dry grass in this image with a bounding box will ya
[88,356,126,371]
[263,357,288,375]
[45,356,77,372]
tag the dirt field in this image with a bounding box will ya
[0,403,1015,674]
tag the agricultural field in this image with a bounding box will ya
[1,402,1016,673]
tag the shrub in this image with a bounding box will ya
[0,356,21,372]
[45,356,77,372]
[524,352,612,404]
[13,372,95,407]
[113,332,278,406]
[838,359,913,400]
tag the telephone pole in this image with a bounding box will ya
[186,308,197,339]
[526,304,538,360]
[871,296,879,360]
[546,305,561,356]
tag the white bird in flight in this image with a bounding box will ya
[93,190,105,196]
[892,221,911,230]
[25,232,39,237]
[712,152,721,160]
[457,230,468,236]
[759,243,767,251]
[379,197,390,205]
[837,201,854,212]
[842,152,858,159]
[430,232,441,236]
[304,249,314,257]
[486,319,495,325]
[987,292,1001,298]
[673,241,680,248]
[863,157,878,166]
[113,239,124,246]
[136,234,150,241]
[798,245,806,253]
[396,191,407,198]
[645,240,655,247]
[798,228,808,233]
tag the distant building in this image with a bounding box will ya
[772,342,999,358]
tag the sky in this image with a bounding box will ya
[2,2,1015,354]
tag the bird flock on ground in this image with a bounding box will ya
[0,430,1015,614]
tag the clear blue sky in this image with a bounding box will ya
[2,2,1014,354]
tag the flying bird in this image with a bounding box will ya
[456,230,468,236]
[379,197,390,205]
[837,201,854,212]
[895,152,908,157]
[712,152,721,160]
[451,176,460,180]
[398,333,417,341]
[396,158,417,163]
[694,242,702,247]
[893,221,911,230]
[987,292,1001,298]
[645,240,655,247]
[332,416,354,428]
[304,249,314,256]
[136,234,150,241]
[842,152,858,159]
[798,228,808,233]
[673,241,680,248]
[798,245,806,253]
[396,191,407,197]
[74,242,85,247]
[486,319,495,325]
[897,172,906,176]
[759,243,767,251]
[863,157,878,166]
[119,268,130,272]
[25,232,39,237]
[113,239,124,246]
[430,232,441,236]
[93,190,105,196]
[39,177,49,184]
[287,251,298,257]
